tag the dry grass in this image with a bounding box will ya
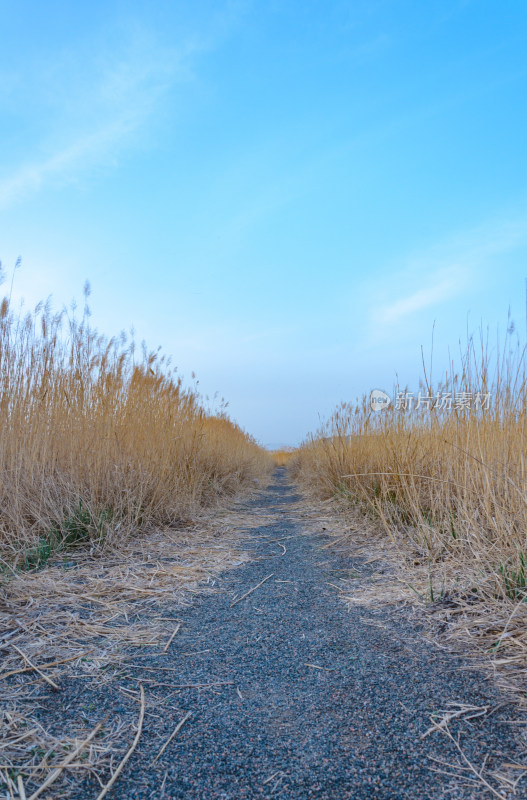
[270,448,296,467]
[0,278,272,570]
[0,274,272,795]
[0,502,259,796]
[291,325,527,706]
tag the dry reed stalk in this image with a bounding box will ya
[150,711,192,765]
[229,573,275,607]
[0,650,94,680]
[0,280,272,568]
[26,718,107,800]
[10,644,60,692]
[162,623,181,653]
[94,686,145,800]
[425,715,507,800]
[16,775,26,800]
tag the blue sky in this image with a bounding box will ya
[1,1,527,446]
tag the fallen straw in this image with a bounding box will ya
[0,650,94,681]
[230,573,275,608]
[95,685,145,800]
[162,623,181,654]
[120,677,233,690]
[150,711,192,765]
[27,719,106,800]
[17,775,27,800]
[428,718,506,800]
[11,644,60,692]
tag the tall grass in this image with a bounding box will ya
[270,448,296,466]
[0,279,272,569]
[291,324,527,603]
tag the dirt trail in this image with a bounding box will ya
[24,469,527,798]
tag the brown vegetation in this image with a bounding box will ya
[270,448,296,467]
[0,276,272,796]
[291,326,527,702]
[0,280,272,571]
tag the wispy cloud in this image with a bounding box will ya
[1,123,137,208]
[0,31,198,209]
[371,213,527,327]
[376,270,461,324]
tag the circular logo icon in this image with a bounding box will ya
[370,389,391,412]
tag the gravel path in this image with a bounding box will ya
[44,469,526,798]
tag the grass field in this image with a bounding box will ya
[3,281,527,796]
[0,281,272,572]
[290,326,527,686]
[270,448,296,467]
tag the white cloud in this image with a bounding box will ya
[371,213,527,327]
[0,33,197,209]
[0,125,131,207]
[376,271,461,324]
